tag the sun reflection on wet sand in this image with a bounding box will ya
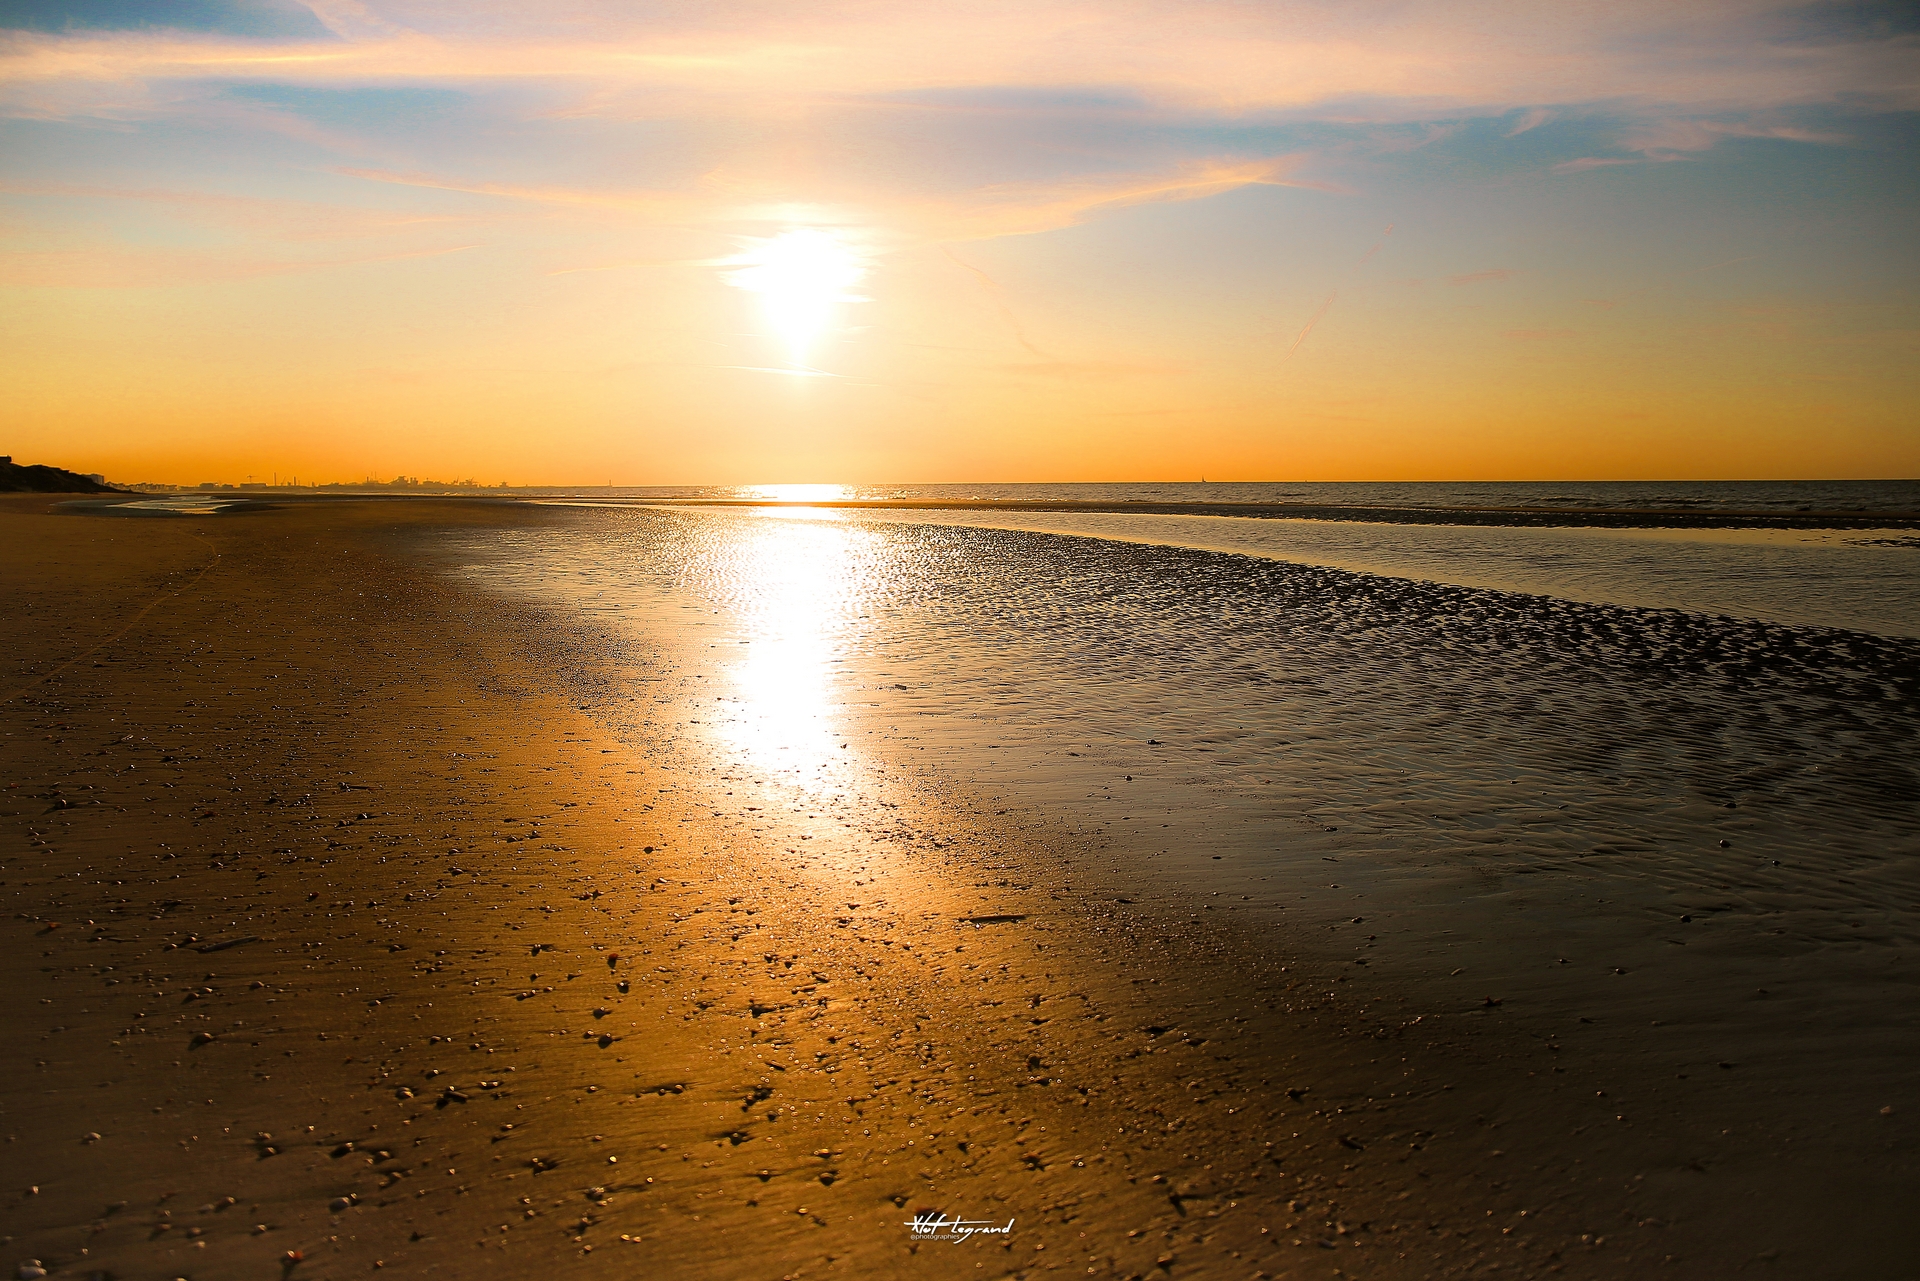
[710,508,870,790]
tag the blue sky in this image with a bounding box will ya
[1,0,1915,481]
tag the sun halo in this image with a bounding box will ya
[722,229,870,368]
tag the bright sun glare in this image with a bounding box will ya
[743,483,853,502]
[715,519,871,790]
[722,228,869,368]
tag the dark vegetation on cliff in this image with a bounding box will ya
[0,460,122,493]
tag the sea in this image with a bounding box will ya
[508,479,1920,517]
[414,483,1919,1124]
[521,480,1920,638]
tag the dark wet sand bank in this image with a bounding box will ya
[2,495,1914,1281]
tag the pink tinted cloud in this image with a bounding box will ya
[1,1,1908,260]
[3,2,1916,121]
[1557,116,1853,173]
[1619,118,1852,157]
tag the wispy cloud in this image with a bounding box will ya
[1505,107,1552,137]
[303,0,410,42]
[334,152,1318,244]
[5,3,1915,123]
[942,155,1322,240]
[1555,115,1855,173]
[334,166,704,219]
[1,2,1912,282]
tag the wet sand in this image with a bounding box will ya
[3,495,1915,1281]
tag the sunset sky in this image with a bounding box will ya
[2,0,1916,485]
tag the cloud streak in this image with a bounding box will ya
[2,2,1912,294]
[4,2,1915,121]
[333,153,1319,243]
[1554,116,1856,173]
[1285,291,1338,361]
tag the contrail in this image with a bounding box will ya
[1285,224,1392,363]
[944,246,1050,360]
[1356,222,1395,265]
[1285,292,1338,361]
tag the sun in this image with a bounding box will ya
[722,228,869,368]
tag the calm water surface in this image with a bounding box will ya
[512,479,1920,515]
[435,506,1920,935]
[807,508,1920,637]
[421,501,1919,1235]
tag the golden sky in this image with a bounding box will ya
[3,0,1916,484]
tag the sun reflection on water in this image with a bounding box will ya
[712,514,874,787]
[739,483,854,503]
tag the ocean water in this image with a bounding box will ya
[546,504,1920,638]
[414,498,1920,1249]
[62,495,246,516]
[858,511,1920,637]
[426,501,1920,1096]
[432,505,1920,904]
[518,478,1920,639]
[513,479,1920,516]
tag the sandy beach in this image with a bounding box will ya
[3,495,1915,1281]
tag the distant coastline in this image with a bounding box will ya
[0,457,122,494]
